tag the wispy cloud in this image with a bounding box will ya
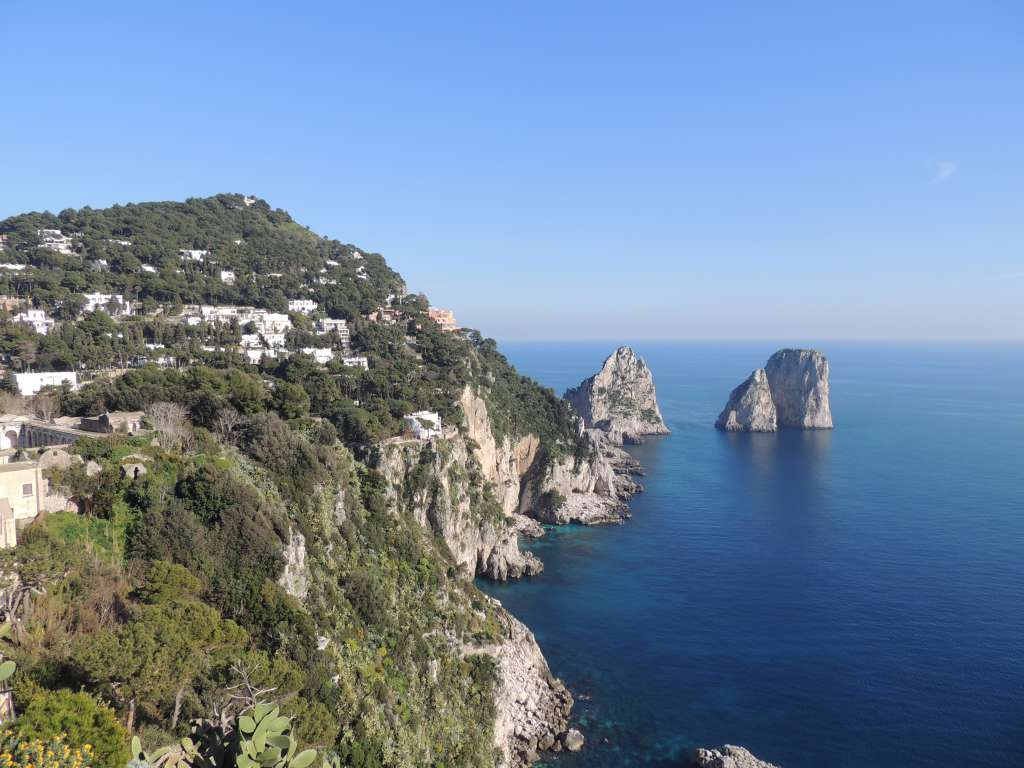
[932,160,958,183]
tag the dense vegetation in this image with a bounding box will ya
[0,196,587,767]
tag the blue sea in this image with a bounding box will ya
[478,343,1024,768]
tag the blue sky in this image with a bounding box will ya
[1,1,1021,341]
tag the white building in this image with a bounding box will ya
[14,372,77,397]
[356,265,368,280]
[37,229,74,255]
[0,264,26,272]
[240,334,263,349]
[315,318,350,342]
[12,309,54,335]
[141,264,158,273]
[301,347,334,365]
[403,410,441,440]
[220,270,236,285]
[244,348,286,364]
[83,292,131,316]
[179,249,209,261]
[341,356,369,370]
[288,299,317,315]
[107,238,132,247]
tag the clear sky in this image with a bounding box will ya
[1,2,1021,341]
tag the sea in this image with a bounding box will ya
[478,342,1024,768]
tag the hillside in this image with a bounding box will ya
[0,196,636,768]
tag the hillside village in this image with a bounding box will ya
[0,194,464,547]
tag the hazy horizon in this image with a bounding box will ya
[2,2,1021,341]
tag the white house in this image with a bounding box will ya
[179,249,209,261]
[244,348,286,364]
[14,372,77,397]
[301,347,334,365]
[288,299,317,315]
[141,264,158,273]
[341,356,369,370]
[404,411,442,440]
[13,309,54,335]
[220,270,236,285]
[37,229,74,255]
[315,318,350,344]
[0,264,27,271]
[83,292,131,316]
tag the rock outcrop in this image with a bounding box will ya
[460,388,641,527]
[376,433,543,581]
[716,349,832,432]
[715,368,777,432]
[471,602,573,767]
[693,745,780,768]
[764,349,832,428]
[564,346,669,444]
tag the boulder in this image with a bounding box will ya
[564,347,669,443]
[562,728,584,752]
[693,745,780,768]
[715,368,776,432]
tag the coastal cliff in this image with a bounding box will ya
[716,349,832,432]
[461,387,641,527]
[564,346,669,444]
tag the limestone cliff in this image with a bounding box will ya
[693,745,780,768]
[376,433,542,580]
[716,349,832,431]
[460,388,641,527]
[764,348,832,428]
[471,600,573,767]
[563,346,669,444]
[715,368,777,432]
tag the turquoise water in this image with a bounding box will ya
[479,343,1024,767]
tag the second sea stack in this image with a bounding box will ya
[716,348,833,432]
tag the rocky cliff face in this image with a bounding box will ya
[461,388,641,526]
[716,349,832,432]
[376,433,542,581]
[693,745,780,768]
[715,368,777,432]
[764,349,832,428]
[470,601,574,767]
[564,346,669,444]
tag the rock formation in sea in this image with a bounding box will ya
[764,348,832,428]
[716,348,833,432]
[693,745,780,768]
[715,367,777,432]
[564,346,670,444]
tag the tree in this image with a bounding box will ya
[149,401,191,452]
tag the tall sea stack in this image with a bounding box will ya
[564,346,669,444]
[716,348,832,432]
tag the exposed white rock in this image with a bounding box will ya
[460,388,640,527]
[564,346,669,444]
[716,349,832,431]
[278,526,309,600]
[469,604,572,767]
[715,368,777,432]
[764,349,832,429]
[693,745,780,768]
[376,431,543,581]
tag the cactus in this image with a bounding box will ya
[128,705,318,768]
[0,620,15,684]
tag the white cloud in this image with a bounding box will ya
[932,160,958,183]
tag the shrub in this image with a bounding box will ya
[12,689,129,768]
